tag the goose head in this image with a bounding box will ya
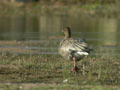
[62,27,71,39]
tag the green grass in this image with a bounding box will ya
[0,52,120,89]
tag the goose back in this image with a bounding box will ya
[59,38,90,61]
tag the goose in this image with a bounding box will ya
[58,27,91,72]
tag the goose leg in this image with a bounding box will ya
[72,57,79,72]
[82,63,85,76]
[73,57,76,67]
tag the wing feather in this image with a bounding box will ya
[69,38,89,52]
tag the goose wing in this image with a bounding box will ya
[68,38,90,56]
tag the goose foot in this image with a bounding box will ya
[72,66,79,72]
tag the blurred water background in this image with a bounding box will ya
[0,0,120,57]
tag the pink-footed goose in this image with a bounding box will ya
[59,27,91,72]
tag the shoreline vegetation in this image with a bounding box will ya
[0,52,120,89]
[0,41,120,89]
[0,0,120,17]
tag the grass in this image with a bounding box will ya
[1,84,120,90]
[0,52,120,89]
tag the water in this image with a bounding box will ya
[0,15,120,56]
